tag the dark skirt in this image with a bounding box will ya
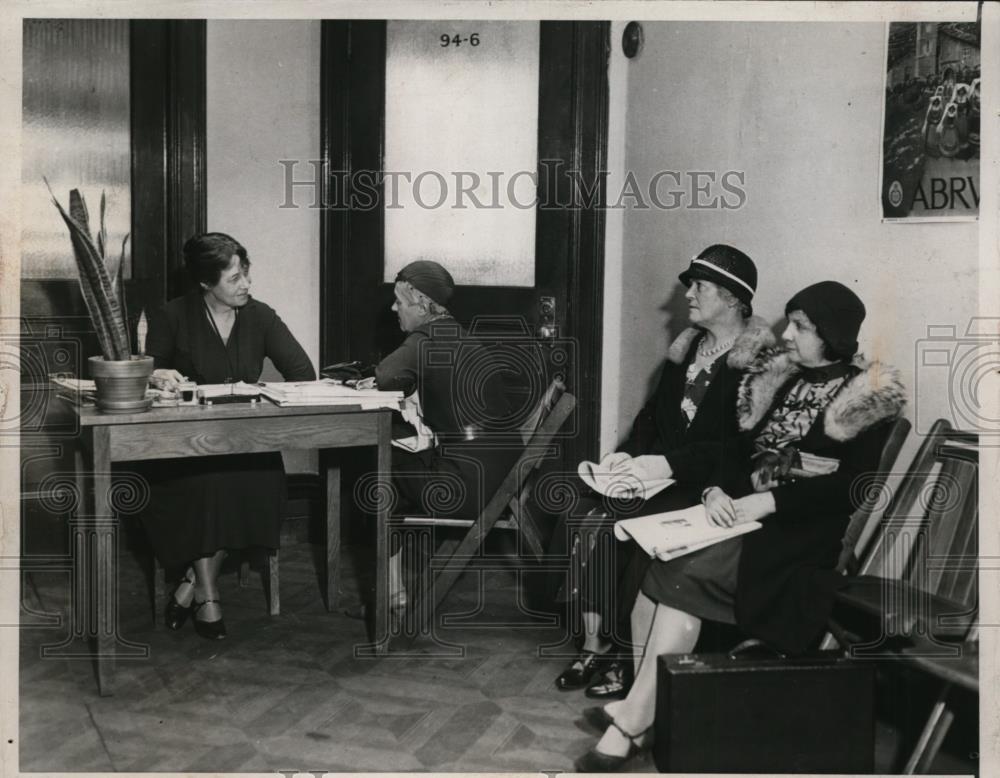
[139,452,285,568]
[390,441,519,519]
[640,535,743,624]
[388,442,520,558]
[549,482,704,643]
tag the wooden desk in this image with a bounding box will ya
[63,401,392,695]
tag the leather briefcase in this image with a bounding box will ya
[654,650,874,773]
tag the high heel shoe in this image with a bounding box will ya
[574,719,651,773]
[192,599,227,641]
[165,572,196,631]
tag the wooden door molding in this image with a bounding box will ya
[320,20,609,461]
[319,21,387,365]
[131,19,207,307]
[536,21,609,462]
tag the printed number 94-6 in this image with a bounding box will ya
[441,33,480,47]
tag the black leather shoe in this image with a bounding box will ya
[574,721,649,773]
[555,651,611,691]
[164,575,196,631]
[585,659,631,699]
[192,599,227,641]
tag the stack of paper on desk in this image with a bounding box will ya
[614,504,761,562]
[258,380,403,409]
[50,376,97,404]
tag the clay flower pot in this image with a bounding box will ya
[88,355,155,413]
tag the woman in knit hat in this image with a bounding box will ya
[575,280,906,772]
[366,259,518,611]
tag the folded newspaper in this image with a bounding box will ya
[577,459,674,500]
[614,504,761,562]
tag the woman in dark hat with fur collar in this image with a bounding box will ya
[552,244,773,698]
[575,281,906,772]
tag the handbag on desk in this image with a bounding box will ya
[654,643,874,773]
[320,360,376,382]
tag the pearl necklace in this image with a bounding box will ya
[698,336,735,359]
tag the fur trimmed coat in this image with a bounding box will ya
[620,317,775,484]
[549,318,774,618]
[721,351,906,654]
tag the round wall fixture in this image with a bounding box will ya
[622,22,643,59]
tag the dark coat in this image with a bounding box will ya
[549,319,774,618]
[375,316,511,439]
[375,316,517,518]
[620,317,775,484]
[724,352,907,654]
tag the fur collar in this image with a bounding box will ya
[736,351,906,442]
[666,316,775,369]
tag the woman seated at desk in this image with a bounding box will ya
[362,259,517,611]
[143,232,315,640]
[575,281,905,772]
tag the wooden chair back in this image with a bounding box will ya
[836,416,912,574]
[826,418,979,652]
[855,418,978,609]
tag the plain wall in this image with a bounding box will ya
[602,21,979,452]
[206,20,321,375]
[206,20,321,472]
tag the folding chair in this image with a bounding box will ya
[398,377,576,631]
[826,418,979,773]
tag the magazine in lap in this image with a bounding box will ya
[613,504,761,562]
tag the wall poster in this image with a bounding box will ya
[881,20,981,220]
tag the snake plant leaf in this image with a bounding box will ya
[46,181,131,360]
[67,189,130,360]
[97,191,107,261]
[117,233,131,352]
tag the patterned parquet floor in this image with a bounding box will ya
[19,539,649,773]
[18,538,977,773]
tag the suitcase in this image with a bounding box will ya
[654,650,874,773]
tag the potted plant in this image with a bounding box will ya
[47,182,154,413]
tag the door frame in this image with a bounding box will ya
[319,20,609,462]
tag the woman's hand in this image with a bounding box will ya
[703,487,738,528]
[150,368,185,396]
[733,492,777,523]
[354,376,377,391]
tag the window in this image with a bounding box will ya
[22,19,131,280]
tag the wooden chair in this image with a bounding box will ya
[152,475,305,622]
[398,377,576,633]
[826,418,979,773]
[834,416,912,575]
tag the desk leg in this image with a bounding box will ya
[326,457,341,612]
[373,412,391,655]
[91,427,116,696]
[44,428,128,696]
